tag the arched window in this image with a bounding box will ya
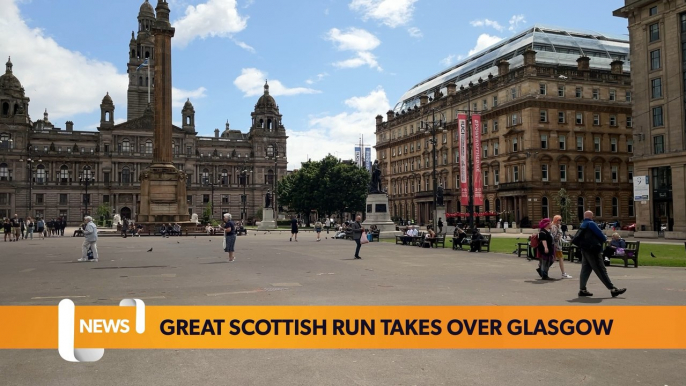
[121,139,130,153]
[577,197,585,221]
[60,165,69,183]
[145,140,152,154]
[595,196,602,217]
[0,163,8,181]
[628,198,635,217]
[131,50,135,58]
[145,77,149,86]
[202,169,209,185]
[267,119,273,131]
[267,169,274,185]
[105,111,110,121]
[495,198,501,213]
[221,169,229,186]
[121,167,131,184]
[1,102,8,116]
[541,197,549,219]
[145,51,150,59]
[259,119,264,128]
[185,116,190,125]
[612,197,619,217]
[266,145,275,158]
[36,165,46,184]
[83,166,92,180]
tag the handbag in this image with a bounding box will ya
[223,237,226,249]
[360,231,369,244]
[572,226,602,254]
[615,247,625,256]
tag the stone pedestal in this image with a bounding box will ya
[258,208,277,230]
[362,194,401,239]
[137,165,189,223]
[436,205,446,233]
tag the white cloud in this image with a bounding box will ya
[305,72,329,85]
[349,0,418,28]
[0,0,128,122]
[326,28,382,71]
[508,14,526,32]
[287,87,390,169]
[407,27,422,38]
[233,68,320,97]
[439,54,464,67]
[172,0,249,48]
[242,0,255,8]
[231,37,255,53]
[172,86,208,108]
[468,34,502,56]
[470,19,504,32]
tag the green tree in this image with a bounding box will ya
[96,203,110,220]
[555,188,573,224]
[202,203,212,224]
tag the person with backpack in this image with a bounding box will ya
[552,215,572,278]
[534,218,555,280]
[36,218,45,239]
[78,216,98,262]
[574,211,626,298]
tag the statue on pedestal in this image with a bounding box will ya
[437,184,444,206]
[369,160,382,194]
[265,190,272,208]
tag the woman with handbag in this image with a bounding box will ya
[602,233,626,266]
[575,211,626,297]
[551,215,572,278]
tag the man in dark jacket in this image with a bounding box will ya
[351,214,364,259]
[577,211,626,298]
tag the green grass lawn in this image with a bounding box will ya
[383,236,686,267]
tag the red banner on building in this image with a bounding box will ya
[472,114,483,206]
[458,114,468,206]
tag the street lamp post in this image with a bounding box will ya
[266,146,279,213]
[420,108,445,229]
[20,144,40,219]
[79,168,94,217]
[240,165,252,222]
[207,178,221,221]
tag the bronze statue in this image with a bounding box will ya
[265,190,272,208]
[437,184,444,206]
[369,160,382,194]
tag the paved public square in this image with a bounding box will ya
[1,232,685,385]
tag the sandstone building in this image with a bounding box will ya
[0,0,287,223]
[375,25,635,227]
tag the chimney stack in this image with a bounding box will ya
[214,128,219,138]
[65,121,74,132]
[577,56,591,71]
[375,115,383,125]
[610,60,624,75]
[386,110,395,121]
[446,82,457,96]
[497,60,510,76]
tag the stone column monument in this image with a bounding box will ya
[137,0,189,224]
[258,190,277,230]
[362,160,401,239]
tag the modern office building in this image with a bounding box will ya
[615,0,686,237]
[375,25,635,227]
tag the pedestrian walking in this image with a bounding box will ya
[290,215,298,242]
[351,214,364,259]
[26,217,34,240]
[79,216,98,262]
[536,218,555,280]
[20,218,26,240]
[11,214,21,241]
[3,218,11,242]
[122,218,129,238]
[36,218,45,239]
[325,217,331,234]
[223,213,236,262]
[574,211,626,298]
[551,215,572,278]
[315,220,323,241]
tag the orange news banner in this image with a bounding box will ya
[1,306,685,349]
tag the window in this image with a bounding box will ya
[575,87,582,98]
[650,49,661,70]
[612,166,618,182]
[653,135,665,154]
[541,164,549,181]
[593,114,600,125]
[483,170,489,186]
[511,88,517,100]
[575,112,583,125]
[626,91,632,102]
[221,170,229,185]
[493,120,498,132]
[560,165,567,182]
[482,121,488,133]
[577,197,585,221]
[559,135,566,150]
[512,138,518,152]
[0,193,8,205]
[595,166,602,182]
[493,95,498,107]
[609,90,616,101]
[121,167,130,184]
[611,197,619,217]
[541,134,548,149]
[595,197,602,217]
[145,140,152,154]
[576,136,584,151]
[121,140,130,153]
[60,165,69,182]
[103,195,109,204]
[628,198,635,217]
[649,6,657,16]
[494,142,499,155]
[513,166,519,182]
[540,110,548,122]
[652,106,664,127]
[594,137,601,152]
[627,139,634,153]
[483,145,488,158]
[56,193,67,205]
[36,165,46,184]
[482,99,488,110]
[35,193,44,204]
[649,23,660,42]
[539,83,547,95]
[592,89,599,100]
[558,111,565,123]
[542,197,549,219]
[202,194,210,204]
[511,113,518,126]
[651,78,662,99]
[577,165,584,181]
[494,169,499,185]
[201,169,209,185]
[558,85,565,97]
[611,138,617,152]
[610,115,617,126]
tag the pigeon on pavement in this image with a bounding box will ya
[147,248,153,252]
[651,252,656,258]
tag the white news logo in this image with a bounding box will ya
[58,298,145,362]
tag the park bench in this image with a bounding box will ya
[608,241,640,268]
[395,235,421,246]
[236,227,248,236]
[370,230,380,242]
[475,234,491,252]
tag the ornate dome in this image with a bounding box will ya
[255,81,277,109]
[139,0,155,17]
[0,57,24,95]
[183,98,193,109]
[102,92,113,104]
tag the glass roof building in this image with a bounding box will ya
[393,25,630,113]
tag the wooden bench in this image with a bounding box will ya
[517,242,531,258]
[396,235,421,245]
[608,241,640,268]
[475,234,491,252]
[370,230,380,242]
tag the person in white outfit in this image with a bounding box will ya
[79,216,99,262]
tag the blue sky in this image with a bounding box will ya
[0,0,629,169]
